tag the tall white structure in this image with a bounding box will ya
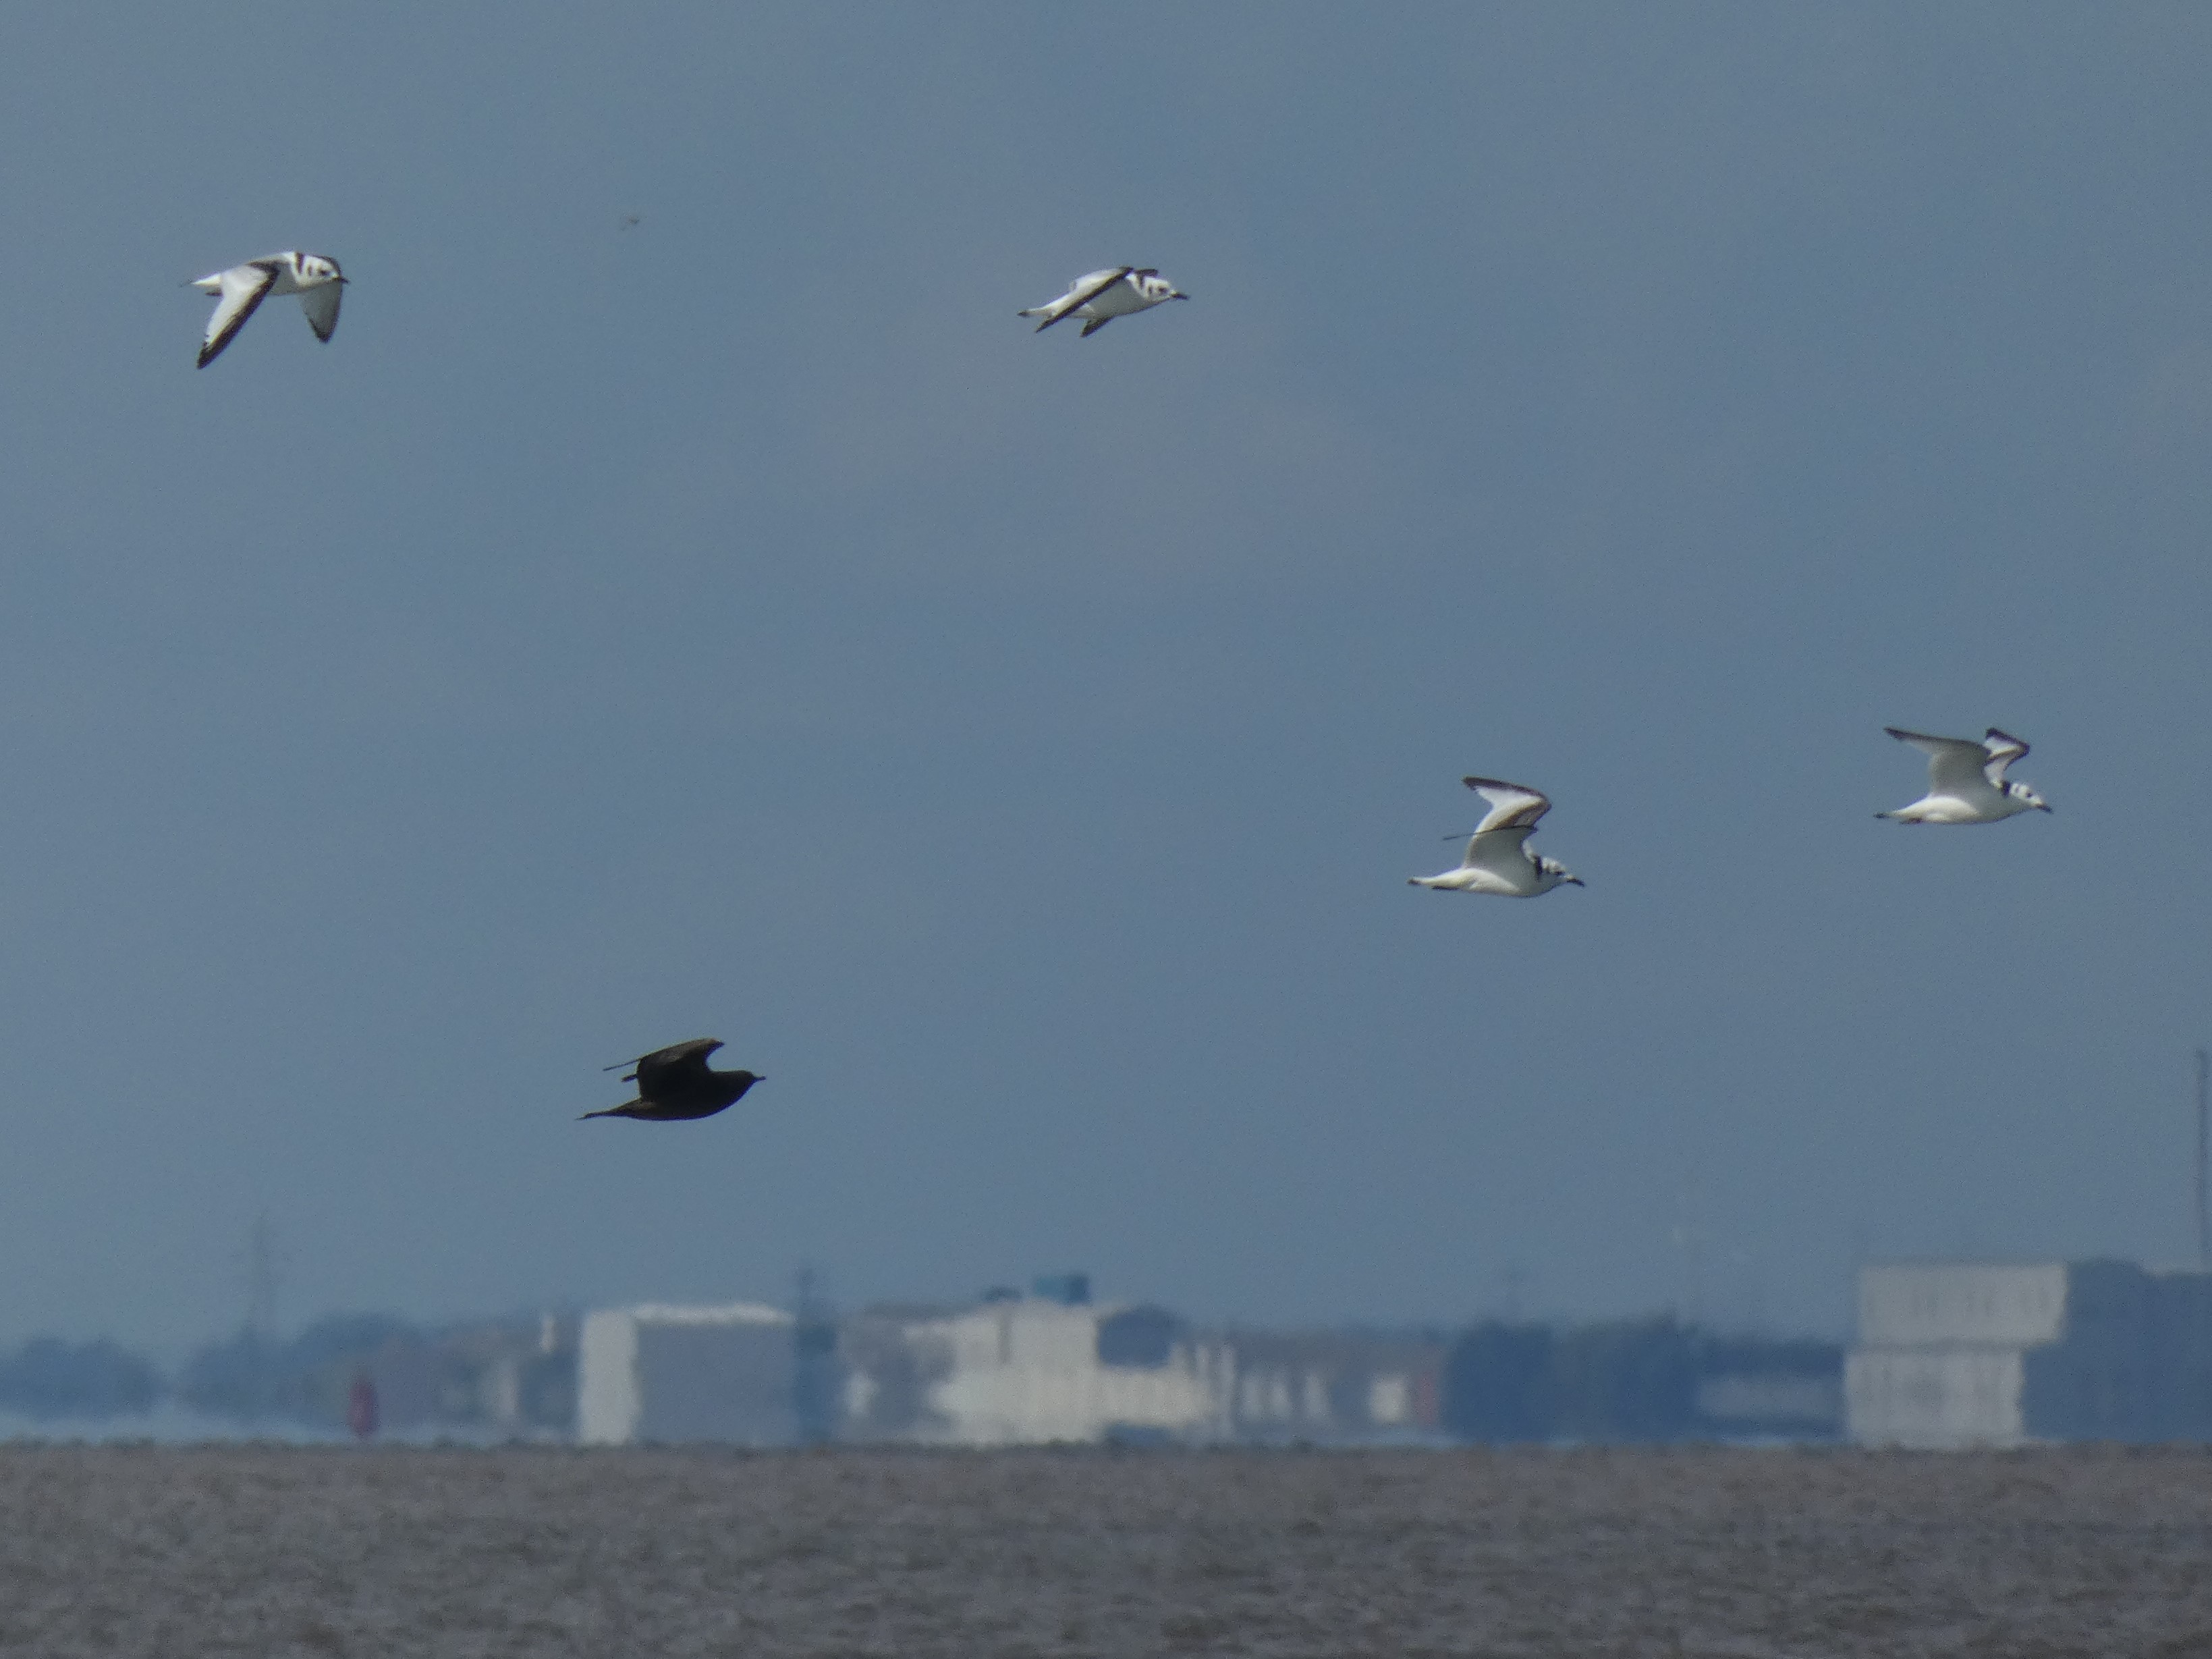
[576,1302,795,1446]
[1846,1261,2212,1448]
[1846,1262,2065,1448]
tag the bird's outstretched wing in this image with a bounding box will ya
[1461,823,1538,875]
[198,261,280,367]
[1885,728,1993,797]
[1025,267,1133,331]
[300,280,342,344]
[1979,728,2030,785]
[603,1036,721,1072]
[624,1037,723,1095]
[1461,777,1553,836]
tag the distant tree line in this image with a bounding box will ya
[175,1314,422,1422]
[0,1315,574,1431]
[0,1338,161,1420]
[1441,1317,1842,1443]
[0,1322,424,1423]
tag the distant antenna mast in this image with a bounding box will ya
[2196,1050,2209,1269]
[246,1212,281,1341]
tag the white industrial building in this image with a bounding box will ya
[840,1293,1233,1446]
[573,1278,1447,1448]
[1219,1330,1443,1442]
[1846,1260,2212,1448]
[576,1301,796,1446]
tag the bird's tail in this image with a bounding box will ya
[578,1106,628,1120]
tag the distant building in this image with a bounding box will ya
[1440,1317,1840,1444]
[1846,1260,2212,1447]
[1221,1330,1444,1442]
[839,1293,1232,1446]
[576,1302,796,1446]
[831,1281,1450,1447]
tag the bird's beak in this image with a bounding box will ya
[1171,291,1189,300]
[1567,876,1586,886]
[2037,803,2053,813]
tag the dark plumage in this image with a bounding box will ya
[581,1037,763,1122]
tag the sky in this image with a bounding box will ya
[1,4,2209,1354]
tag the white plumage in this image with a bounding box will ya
[190,252,346,368]
[1018,267,1188,337]
[1410,778,1585,897]
[1878,727,2051,823]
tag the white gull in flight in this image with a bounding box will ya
[190,252,346,368]
[1019,267,1188,337]
[1877,726,2051,823]
[1410,778,1584,897]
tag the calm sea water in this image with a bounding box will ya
[1,1444,2207,1656]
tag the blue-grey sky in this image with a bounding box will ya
[2,5,2209,1353]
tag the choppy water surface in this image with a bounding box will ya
[1,1444,2207,1656]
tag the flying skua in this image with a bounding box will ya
[1877,727,2051,823]
[189,252,346,369]
[1410,778,1585,897]
[1019,267,1188,337]
[581,1038,763,1122]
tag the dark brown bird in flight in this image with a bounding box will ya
[582,1037,762,1122]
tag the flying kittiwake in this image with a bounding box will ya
[1410,778,1585,896]
[1019,267,1188,337]
[190,252,346,368]
[1877,727,2052,823]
